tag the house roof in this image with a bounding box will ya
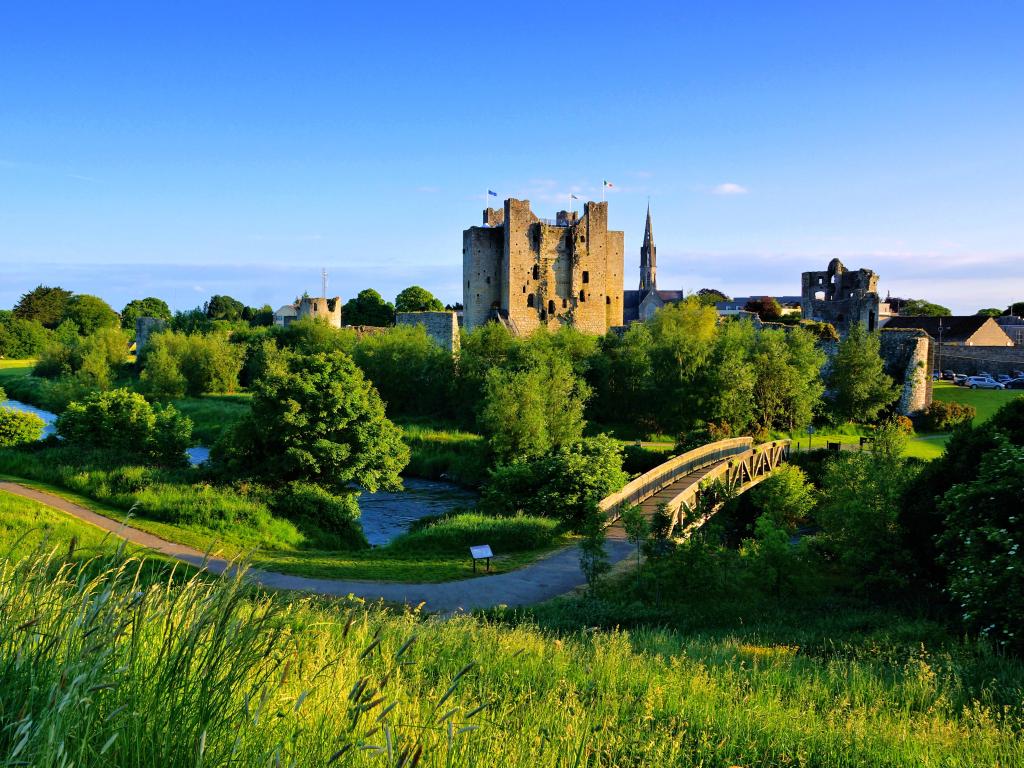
[882,315,1002,342]
[274,304,298,317]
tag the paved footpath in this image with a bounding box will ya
[0,482,633,613]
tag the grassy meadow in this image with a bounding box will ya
[2,540,1022,767]
[0,358,34,381]
[933,379,1024,424]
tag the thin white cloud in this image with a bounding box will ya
[711,182,749,196]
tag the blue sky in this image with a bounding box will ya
[2,1,1022,314]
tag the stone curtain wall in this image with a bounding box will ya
[395,311,460,354]
[135,317,168,354]
[819,329,933,415]
[879,329,933,415]
[936,345,1024,376]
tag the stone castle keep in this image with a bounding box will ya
[801,258,880,334]
[463,198,624,334]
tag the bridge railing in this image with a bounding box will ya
[599,437,753,521]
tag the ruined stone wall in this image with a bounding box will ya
[503,198,542,333]
[879,329,933,415]
[819,329,934,415]
[801,259,880,335]
[936,345,1024,376]
[606,229,625,329]
[462,226,503,331]
[395,311,460,355]
[135,317,167,355]
[298,296,342,328]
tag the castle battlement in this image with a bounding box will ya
[463,198,624,335]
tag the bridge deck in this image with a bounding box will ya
[607,461,724,540]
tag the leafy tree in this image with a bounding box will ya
[13,285,72,328]
[975,308,1002,317]
[648,298,719,434]
[743,296,783,321]
[750,464,816,531]
[57,388,192,466]
[695,288,730,306]
[0,316,51,358]
[351,324,453,417]
[741,515,801,597]
[1007,302,1024,316]
[64,294,119,335]
[244,304,275,327]
[215,350,408,493]
[75,326,129,389]
[121,297,172,329]
[900,299,952,317]
[826,324,898,423]
[342,289,395,327]
[815,429,914,587]
[0,406,45,446]
[707,319,756,436]
[938,441,1024,651]
[455,322,518,419]
[588,322,655,428]
[479,356,588,462]
[139,335,188,400]
[170,308,213,334]
[395,285,445,313]
[204,295,246,321]
[898,398,1024,590]
[621,503,649,587]
[273,317,357,357]
[578,506,611,588]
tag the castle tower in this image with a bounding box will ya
[639,204,656,294]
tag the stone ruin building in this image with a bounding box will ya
[801,258,880,334]
[463,198,624,335]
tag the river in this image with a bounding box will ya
[1,399,476,545]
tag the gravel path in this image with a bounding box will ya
[0,482,632,613]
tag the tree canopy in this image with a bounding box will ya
[13,285,72,328]
[215,350,409,493]
[826,323,898,423]
[121,297,172,329]
[204,295,246,321]
[342,289,395,327]
[395,286,445,313]
[900,299,952,317]
[743,296,783,321]
[695,288,730,306]
[63,295,119,335]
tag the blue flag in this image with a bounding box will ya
[487,190,497,197]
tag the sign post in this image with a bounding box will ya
[806,425,816,450]
[470,545,493,573]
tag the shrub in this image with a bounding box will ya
[482,434,628,530]
[920,400,976,432]
[0,406,45,446]
[938,441,1024,651]
[388,512,559,555]
[57,388,192,467]
[271,482,367,549]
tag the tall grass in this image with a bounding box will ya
[1,545,1022,766]
[400,423,490,487]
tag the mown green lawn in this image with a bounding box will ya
[933,380,1023,424]
[0,358,35,381]
[0,475,567,583]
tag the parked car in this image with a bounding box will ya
[997,374,1012,383]
[941,369,956,380]
[952,373,969,385]
[1005,378,1024,390]
[966,376,1005,390]
[977,371,995,379]
[1013,370,1024,379]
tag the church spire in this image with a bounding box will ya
[639,203,657,293]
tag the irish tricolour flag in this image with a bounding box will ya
[603,180,614,188]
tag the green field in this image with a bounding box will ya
[170,393,251,444]
[0,475,565,583]
[933,379,1024,424]
[0,358,34,381]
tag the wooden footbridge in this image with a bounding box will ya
[600,437,791,538]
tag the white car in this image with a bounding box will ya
[966,376,1004,390]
